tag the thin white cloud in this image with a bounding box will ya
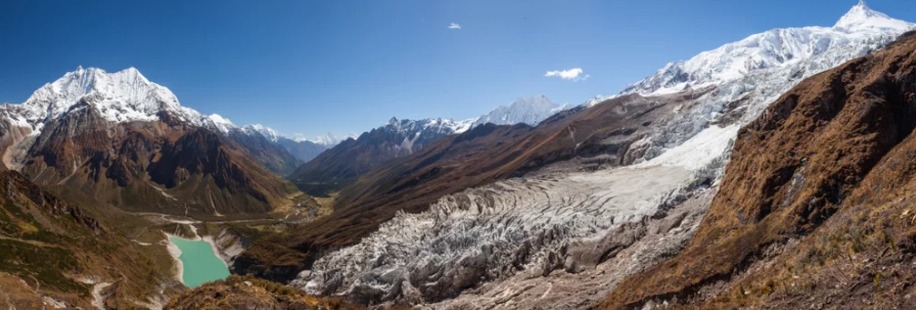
[545,67,588,81]
[448,22,462,30]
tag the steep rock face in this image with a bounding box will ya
[289,117,472,196]
[603,31,916,309]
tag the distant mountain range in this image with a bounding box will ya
[287,95,571,196]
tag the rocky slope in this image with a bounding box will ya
[602,29,916,310]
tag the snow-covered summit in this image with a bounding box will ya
[205,113,236,133]
[0,67,302,144]
[619,2,914,172]
[1,67,217,132]
[386,117,475,136]
[2,67,202,129]
[241,124,282,142]
[624,2,914,95]
[293,133,357,146]
[473,95,568,127]
[834,1,911,32]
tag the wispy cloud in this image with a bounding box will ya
[545,67,588,81]
[448,22,462,30]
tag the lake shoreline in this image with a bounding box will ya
[164,233,186,285]
[164,226,231,288]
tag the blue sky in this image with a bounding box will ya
[1,0,913,138]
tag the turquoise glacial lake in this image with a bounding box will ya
[169,236,230,288]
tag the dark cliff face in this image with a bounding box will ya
[16,106,297,217]
[603,32,916,309]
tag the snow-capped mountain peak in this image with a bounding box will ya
[241,123,282,142]
[623,3,914,96]
[615,2,914,173]
[31,67,181,119]
[292,133,358,146]
[6,66,203,131]
[834,1,911,32]
[386,117,475,135]
[473,95,568,127]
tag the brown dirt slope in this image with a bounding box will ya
[602,31,916,309]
